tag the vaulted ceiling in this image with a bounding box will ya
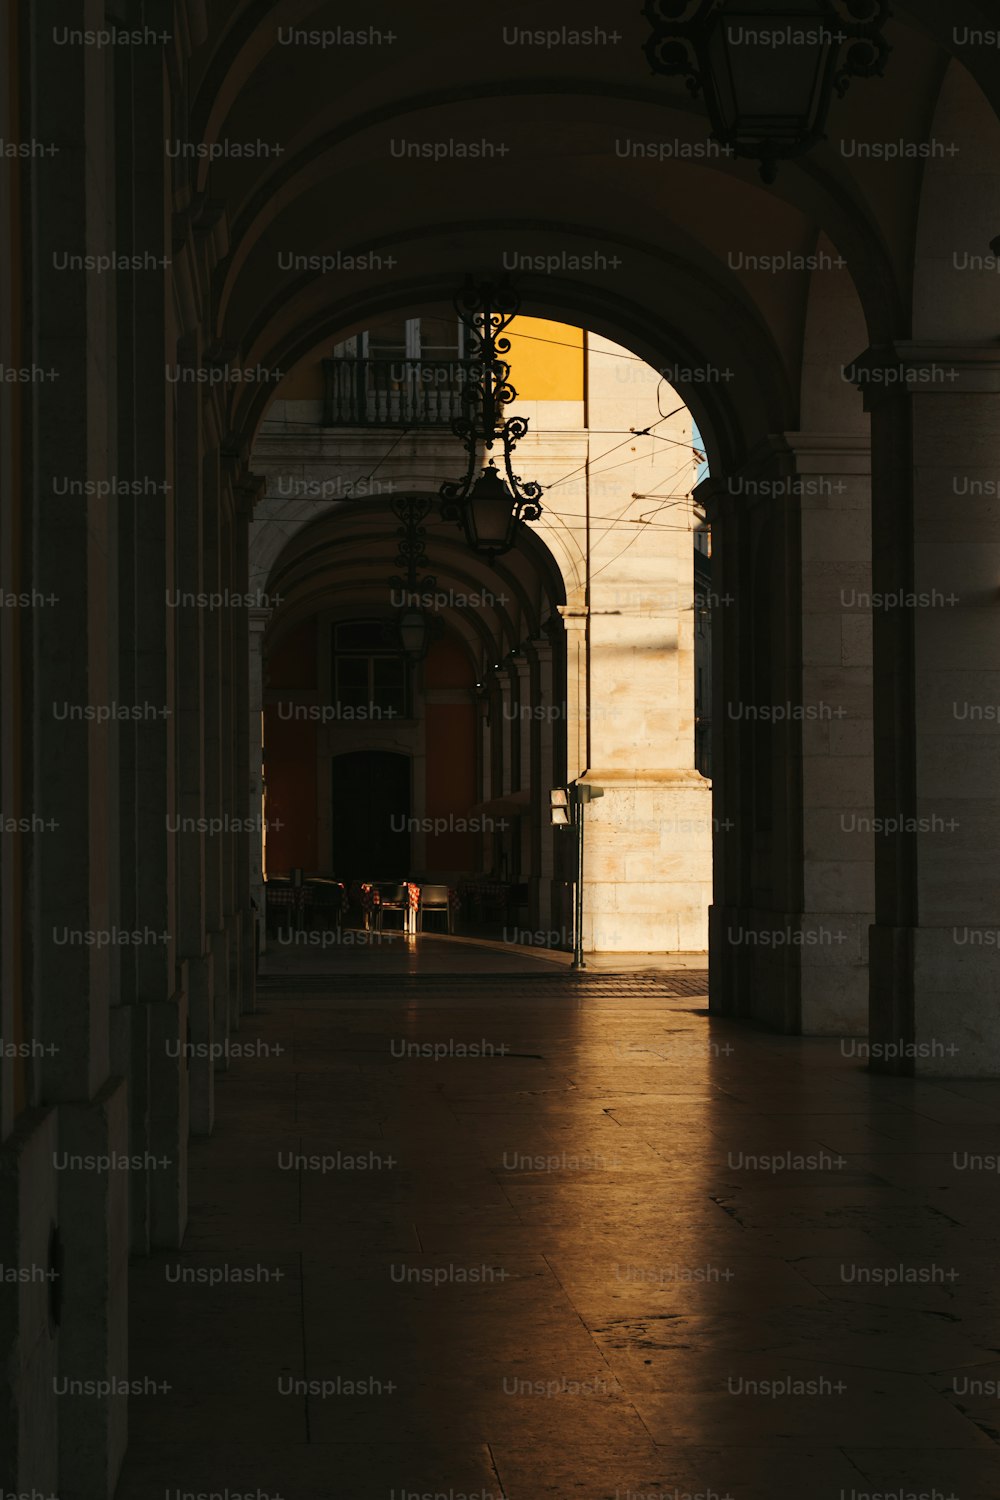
[172,1,1000,469]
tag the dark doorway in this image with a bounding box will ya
[332,750,411,879]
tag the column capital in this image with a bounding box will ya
[780,432,871,474]
[557,604,587,630]
[695,434,871,516]
[226,467,267,520]
[846,342,1000,408]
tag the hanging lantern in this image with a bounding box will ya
[439,279,543,559]
[643,0,891,182]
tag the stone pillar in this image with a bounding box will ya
[498,671,514,880]
[249,607,270,954]
[174,331,214,1134]
[112,23,186,1255]
[499,670,515,798]
[514,656,532,885]
[24,11,129,1495]
[789,433,874,1033]
[531,637,556,929]
[580,512,712,953]
[477,690,492,876]
[232,490,259,1013]
[559,606,588,783]
[702,433,875,1035]
[218,502,239,1027]
[857,343,1000,1074]
[202,454,230,1078]
[0,16,51,1482]
[705,485,751,1018]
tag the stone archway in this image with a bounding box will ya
[247,313,713,958]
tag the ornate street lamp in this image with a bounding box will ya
[643,0,891,183]
[388,496,435,660]
[439,279,543,561]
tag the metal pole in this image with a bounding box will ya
[572,791,586,970]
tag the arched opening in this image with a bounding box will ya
[249,313,712,963]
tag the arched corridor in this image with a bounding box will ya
[6,2,1000,1494]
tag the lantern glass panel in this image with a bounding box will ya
[466,468,516,554]
[397,610,428,660]
[704,3,833,144]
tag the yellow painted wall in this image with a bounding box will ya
[274,315,585,403]
[505,317,583,401]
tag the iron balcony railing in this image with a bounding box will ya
[322,356,484,428]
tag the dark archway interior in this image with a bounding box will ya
[6,4,1000,1495]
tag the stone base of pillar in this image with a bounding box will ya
[870,924,999,1076]
[719,906,801,1031]
[186,951,215,1136]
[210,928,231,1064]
[230,908,253,1017]
[709,904,749,1017]
[57,1078,129,1500]
[711,905,869,1034]
[110,1000,150,1255]
[801,913,869,1034]
[227,914,241,1026]
[0,1107,60,1496]
[253,879,266,957]
[148,993,189,1248]
[244,906,258,1013]
[583,773,712,952]
[867,922,914,1073]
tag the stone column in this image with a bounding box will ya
[201,452,229,1076]
[495,671,512,881]
[500,668,515,798]
[489,678,504,874]
[580,511,712,953]
[514,656,532,887]
[111,23,185,1256]
[788,433,874,1034]
[23,12,128,1496]
[531,637,556,930]
[233,490,259,1013]
[703,483,751,1018]
[476,689,492,877]
[702,433,875,1036]
[856,343,1000,1074]
[173,332,214,1134]
[249,607,270,954]
[559,606,588,783]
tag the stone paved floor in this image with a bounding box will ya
[259,930,711,976]
[116,964,1000,1499]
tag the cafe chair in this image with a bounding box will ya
[375,882,408,932]
[305,878,344,930]
[417,884,452,934]
[264,881,296,938]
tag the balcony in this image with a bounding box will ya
[323,356,479,428]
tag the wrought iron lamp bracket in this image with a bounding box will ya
[389,496,437,594]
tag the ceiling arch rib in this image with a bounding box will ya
[256,503,566,667]
[206,85,902,351]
